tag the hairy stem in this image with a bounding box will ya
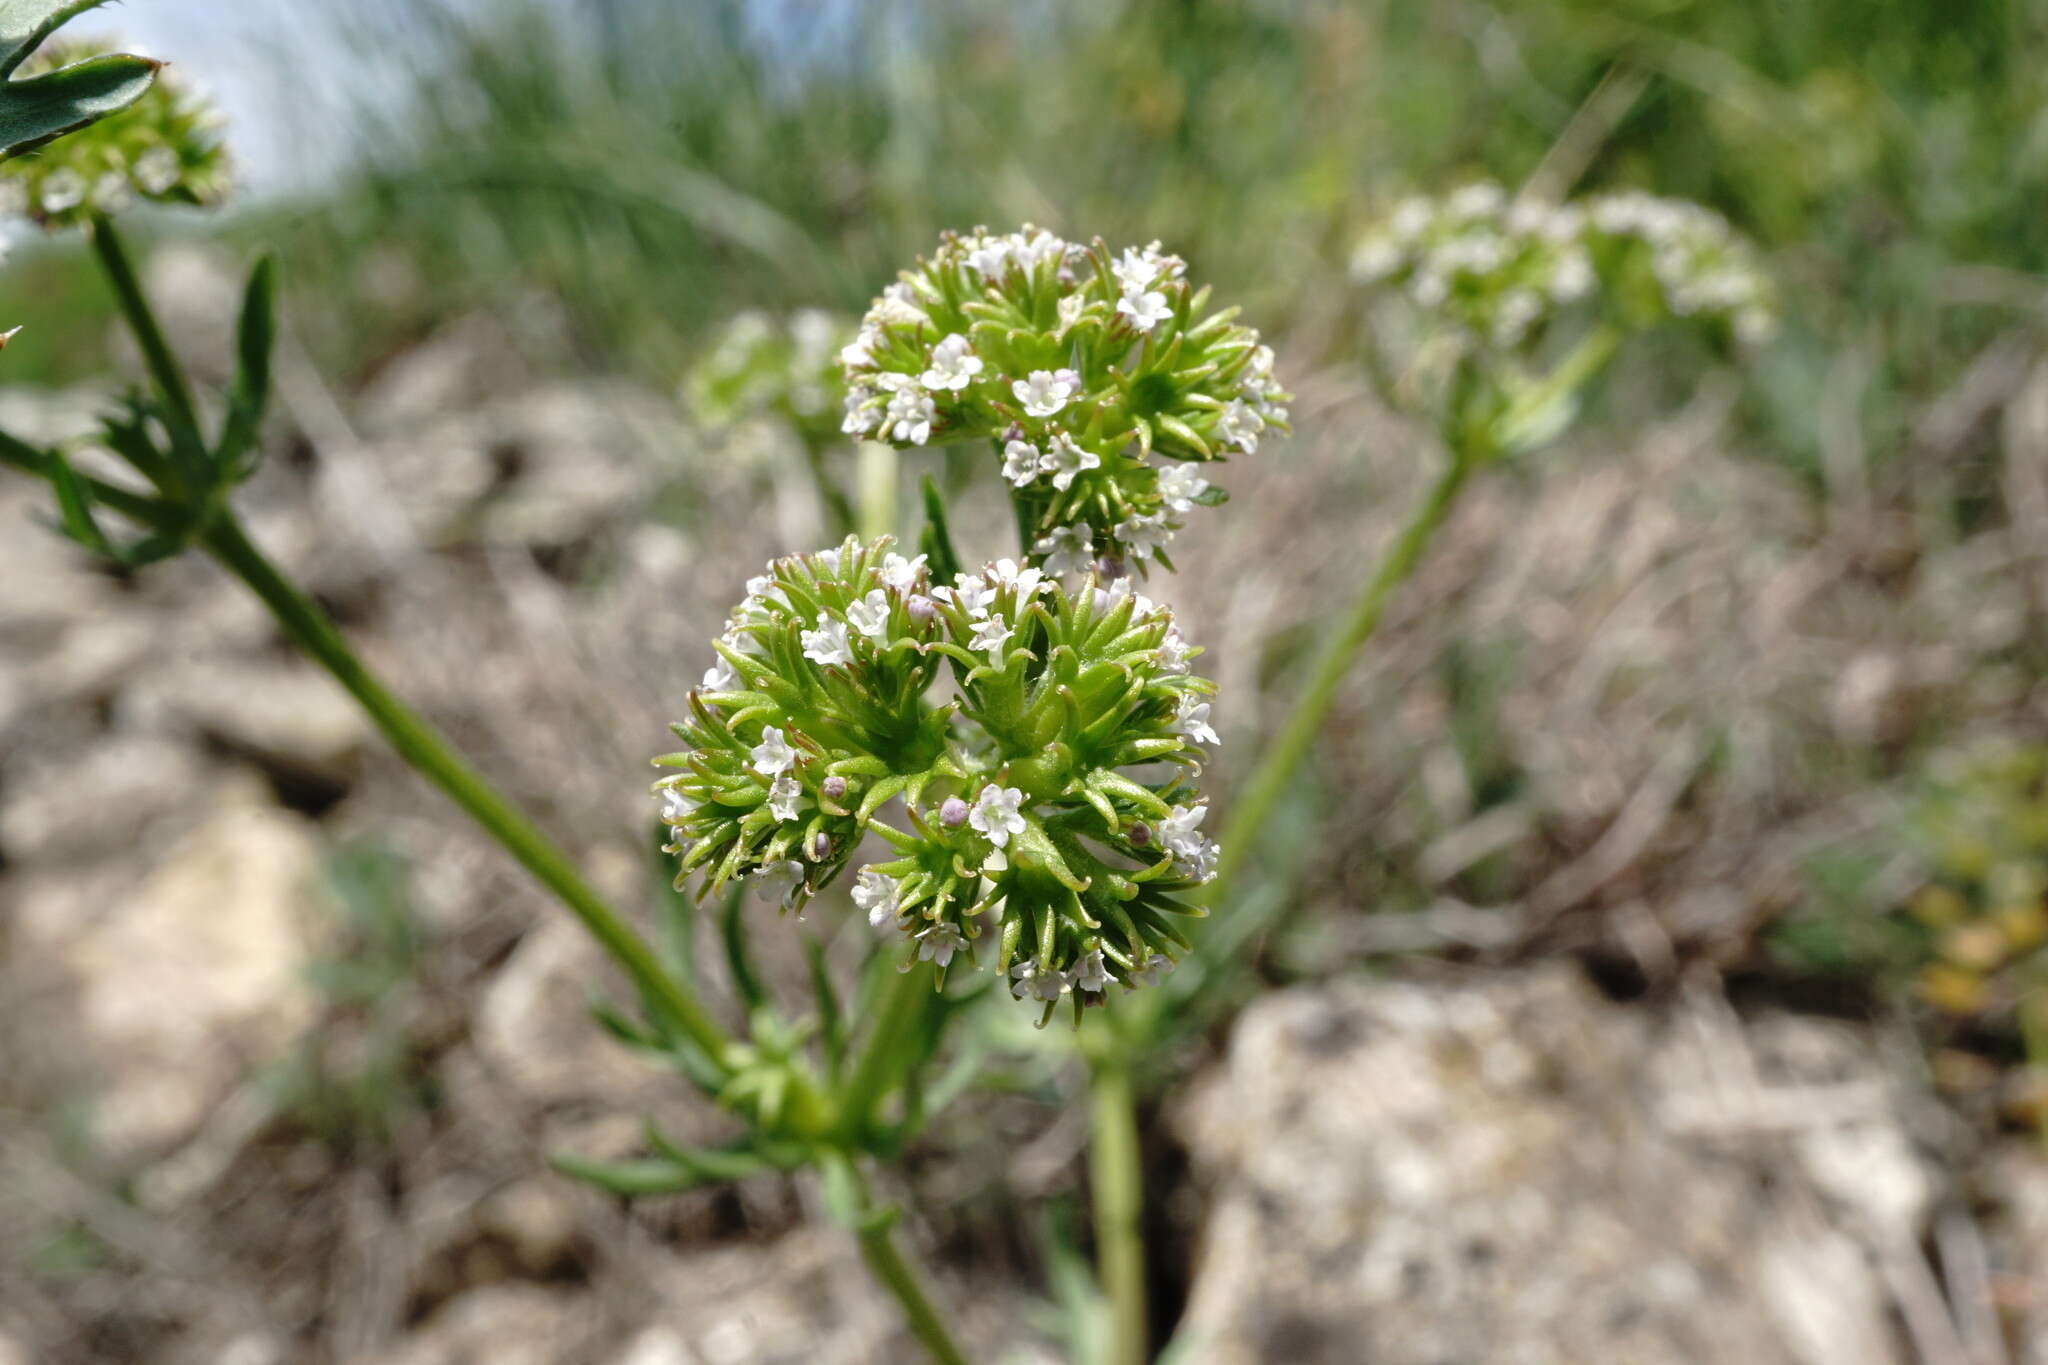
[1088,1052,1148,1365]
[1214,454,1472,894]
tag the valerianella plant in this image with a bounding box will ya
[655,536,1218,1023]
[838,225,1290,574]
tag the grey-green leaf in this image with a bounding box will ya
[1,0,112,74]
[0,53,158,159]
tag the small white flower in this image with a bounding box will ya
[839,325,879,370]
[134,146,183,196]
[1010,959,1068,1001]
[1008,227,1065,271]
[702,658,737,691]
[841,389,879,435]
[920,333,984,392]
[945,575,996,618]
[1117,288,1172,333]
[659,786,698,822]
[965,237,1011,278]
[916,920,968,968]
[874,281,928,326]
[886,385,937,445]
[39,169,86,214]
[969,784,1028,848]
[1003,439,1043,487]
[845,589,892,640]
[1103,576,1158,619]
[1013,368,1081,418]
[879,552,927,592]
[987,558,1049,598]
[1216,398,1265,453]
[814,547,843,574]
[968,615,1014,658]
[801,618,853,666]
[1034,525,1094,577]
[1448,181,1506,220]
[750,859,807,908]
[766,774,804,822]
[1129,954,1175,989]
[852,867,901,928]
[1155,624,1192,674]
[1157,803,1219,880]
[1174,696,1220,746]
[1042,431,1100,491]
[1114,513,1174,562]
[1156,462,1209,513]
[1112,247,1161,292]
[1071,950,1111,994]
[750,725,799,775]
[1351,234,1403,281]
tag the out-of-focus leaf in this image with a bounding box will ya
[549,1152,713,1197]
[0,53,156,159]
[214,255,276,480]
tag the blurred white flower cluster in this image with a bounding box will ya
[1352,182,1775,348]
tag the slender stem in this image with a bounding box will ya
[1213,455,1472,895]
[196,514,769,1099]
[89,213,205,456]
[1088,1052,1148,1365]
[847,1165,972,1365]
[801,437,858,539]
[836,955,936,1142]
[857,440,899,543]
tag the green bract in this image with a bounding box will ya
[839,226,1290,576]
[0,37,226,227]
[654,536,1220,1022]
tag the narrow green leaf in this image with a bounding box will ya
[0,53,157,159]
[719,882,766,1010]
[918,474,962,582]
[549,1152,708,1197]
[213,255,276,480]
[44,446,111,556]
[804,937,846,1079]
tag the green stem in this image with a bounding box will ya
[1088,1053,1147,1365]
[801,437,858,540]
[89,213,205,459]
[854,1197,971,1365]
[1213,454,1472,895]
[857,441,899,543]
[197,514,762,1101]
[836,955,936,1142]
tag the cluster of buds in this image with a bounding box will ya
[0,41,227,228]
[838,226,1289,574]
[685,308,853,448]
[1351,182,1775,348]
[654,537,1221,1020]
[1901,743,2048,1022]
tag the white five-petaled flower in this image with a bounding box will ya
[921,333,984,392]
[944,575,996,618]
[969,784,1028,848]
[1174,695,1220,747]
[1003,439,1042,487]
[841,390,878,435]
[886,385,937,445]
[1157,803,1219,880]
[1008,228,1064,271]
[1042,431,1100,491]
[987,558,1049,598]
[702,658,736,691]
[1034,525,1094,577]
[846,589,892,640]
[1216,398,1265,452]
[1112,247,1161,292]
[1114,513,1174,561]
[1010,959,1068,1001]
[1013,368,1081,418]
[968,615,1014,658]
[879,552,927,592]
[751,725,798,775]
[839,326,878,370]
[916,920,968,968]
[965,237,1011,278]
[659,786,698,822]
[1103,576,1158,619]
[1117,288,1172,333]
[1070,950,1111,994]
[767,774,804,823]
[750,859,807,908]
[801,617,853,667]
[852,867,901,928]
[1156,462,1209,513]
[1156,624,1192,674]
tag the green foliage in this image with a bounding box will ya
[0,0,157,160]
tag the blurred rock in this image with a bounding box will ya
[0,729,211,864]
[355,1285,587,1365]
[16,785,323,1160]
[126,655,369,772]
[1177,968,1926,1365]
[475,916,673,1110]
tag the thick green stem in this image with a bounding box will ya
[89,213,204,457]
[1088,1054,1148,1365]
[196,514,776,1106]
[836,955,936,1142]
[857,441,899,543]
[1214,455,1472,895]
[847,1166,971,1365]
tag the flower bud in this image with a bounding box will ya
[939,796,969,828]
[822,775,848,800]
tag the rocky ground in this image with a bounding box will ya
[2,246,2046,1362]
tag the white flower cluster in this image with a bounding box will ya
[687,307,847,433]
[1352,182,1774,347]
[838,225,1289,574]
